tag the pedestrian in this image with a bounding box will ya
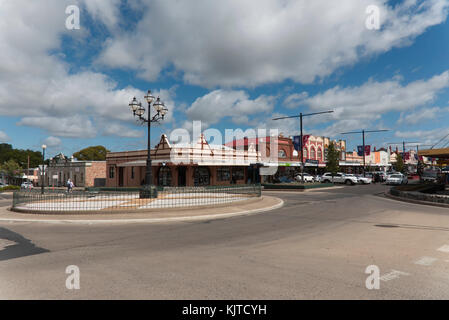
[67,178,72,193]
[70,180,75,193]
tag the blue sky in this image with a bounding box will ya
[1,0,449,157]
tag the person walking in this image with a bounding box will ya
[67,178,72,193]
[69,179,75,193]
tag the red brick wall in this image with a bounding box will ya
[85,162,106,187]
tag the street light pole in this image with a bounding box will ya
[341,129,389,176]
[273,110,334,182]
[41,144,46,194]
[129,90,168,199]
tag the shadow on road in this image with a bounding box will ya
[0,227,49,261]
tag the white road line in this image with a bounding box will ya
[414,256,438,266]
[380,270,410,282]
[437,245,449,253]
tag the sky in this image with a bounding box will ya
[1,0,449,157]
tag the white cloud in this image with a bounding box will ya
[102,123,143,138]
[397,106,449,124]
[395,127,449,146]
[17,115,97,138]
[185,90,276,127]
[301,70,449,121]
[0,0,155,139]
[0,131,10,142]
[43,136,62,148]
[97,0,449,87]
[283,92,309,109]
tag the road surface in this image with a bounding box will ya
[1,184,449,299]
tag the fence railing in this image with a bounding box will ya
[12,184,261,213]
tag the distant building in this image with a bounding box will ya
[44,153,106,188]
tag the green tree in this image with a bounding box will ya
[325,143,340,175]
[73,146,110,161]
[394,153,405,173]
[0,143,42,168]
[0,159,22,183]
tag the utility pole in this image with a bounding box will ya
[341,129,389,176]
[273,110,334,182]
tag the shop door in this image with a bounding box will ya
[178,166,186,186]
[119,167,124,187]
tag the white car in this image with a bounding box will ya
[20,181,34,189]
[0,182,9,188]
[320,172,358,185]
[295,173,315,182]
[386,174,408,185]
[354,174,372,184]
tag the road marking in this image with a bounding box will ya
[380,270,410,282]
[437,245,449,253]
[414,256,438,266]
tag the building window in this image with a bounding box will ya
[303,148,308,159]
[131,167,135,179]
[109,166,115,179]
[158,166,172,186]
[217,167,231,182]
[232,168,245,181]
[194,167,210,186]
[80,173,84,183]
[317,148,322,161]
[311,147,316,159]
[278,149,287,158]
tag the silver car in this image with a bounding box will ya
[386,174,408,185]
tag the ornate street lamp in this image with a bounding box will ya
[129,90,168,198]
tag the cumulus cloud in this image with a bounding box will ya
[185,90,276,127]
[0,0,151,138]
[17,115,97,138]
[102,123,143,138]
[397,106,449,124]
[395,128,449,146]
[43,136,62,148]
[301,70,449,120]
[97,0,449,87]
[0,131,10,142]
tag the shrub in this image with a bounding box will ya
[0,185,20,192]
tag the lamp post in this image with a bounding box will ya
[273,110,334,182]
[41,144,46,194]
[129,90,168,198]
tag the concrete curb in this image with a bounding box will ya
[263,186,344,192]
[384,192,449,209]
[0,197,284,225]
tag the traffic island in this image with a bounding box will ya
[0,195,283,224]
[386,184,449,208]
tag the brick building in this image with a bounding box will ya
[44,153,106,188]
[106,134,260,188]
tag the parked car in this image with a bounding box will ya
[0,182,9,188]
[386,174,408,185]
[20,181,34,189]
[320,172,358,185]
[354,174,372,184]
[295,173,315,182]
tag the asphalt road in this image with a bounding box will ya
[0,193,12,208]
[1,184,449,299]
